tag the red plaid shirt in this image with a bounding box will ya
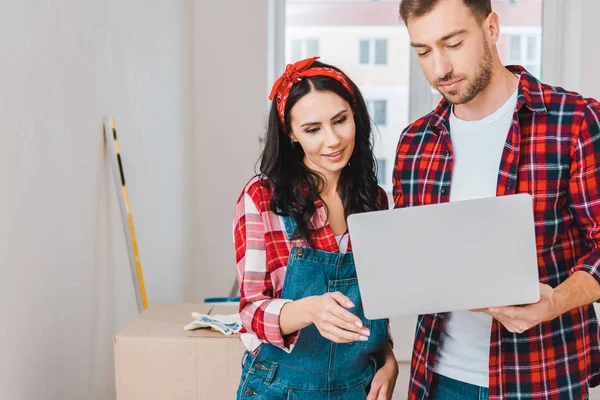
[234,176,389,353]
[393,66,600,399]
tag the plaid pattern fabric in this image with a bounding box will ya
[393,66,600,399]
[234,175,389,353]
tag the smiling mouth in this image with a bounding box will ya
[323,149,344,157]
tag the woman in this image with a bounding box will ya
[234,56,398,399]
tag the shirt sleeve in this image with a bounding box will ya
[392,129,410,209]
[568,99,600,295]
[234,183,300,352]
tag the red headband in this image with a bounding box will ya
[269,56,354,132]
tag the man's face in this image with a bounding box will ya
[406,0,494,105]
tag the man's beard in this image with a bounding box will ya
[435,44,493,105]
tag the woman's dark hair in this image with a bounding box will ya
[259,61,383,246]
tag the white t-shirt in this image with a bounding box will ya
[336,234,349,253]
[433,89,519,388]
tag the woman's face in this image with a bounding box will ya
[288,90,356,182]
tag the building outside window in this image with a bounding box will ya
[503,32,542,78]
[285,0,543,194]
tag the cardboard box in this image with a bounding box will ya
[114,303,246,400]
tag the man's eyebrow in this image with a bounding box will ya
[439,29,467,42]
[410,29,467,48]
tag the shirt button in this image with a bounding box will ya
[295,248,304,257]
[441,188,447,195]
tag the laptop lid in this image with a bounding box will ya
[347,194,540,319]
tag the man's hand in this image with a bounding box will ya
[471,283,558,334]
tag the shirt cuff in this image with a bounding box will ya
[263,298,301,353]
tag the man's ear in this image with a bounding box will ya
[486,12,501,44]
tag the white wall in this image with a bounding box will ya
[0,1,193,399]
[543,0,600,99]
[192,1,268,301]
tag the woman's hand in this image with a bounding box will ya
[308,292,371,343]
[367,344,398,400]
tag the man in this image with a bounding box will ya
[394,0,600,399]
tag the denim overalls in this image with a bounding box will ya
[237,216,389,399]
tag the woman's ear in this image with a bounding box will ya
[289,132,299,143]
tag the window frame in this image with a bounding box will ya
[274,1,558,122]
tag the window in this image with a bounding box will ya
[286,1,409,194]
[509,35,521,61]
[367,100,387,126]
[359,39,388,65]
[290,39,320,62]
[359,40,370,64]
[284,0,543,193]
[504,33,541,78]
[377,158,387,185]
[374,39,387,65]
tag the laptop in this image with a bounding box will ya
[347,193,540,319]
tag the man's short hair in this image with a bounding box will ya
[399,0,492,25]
